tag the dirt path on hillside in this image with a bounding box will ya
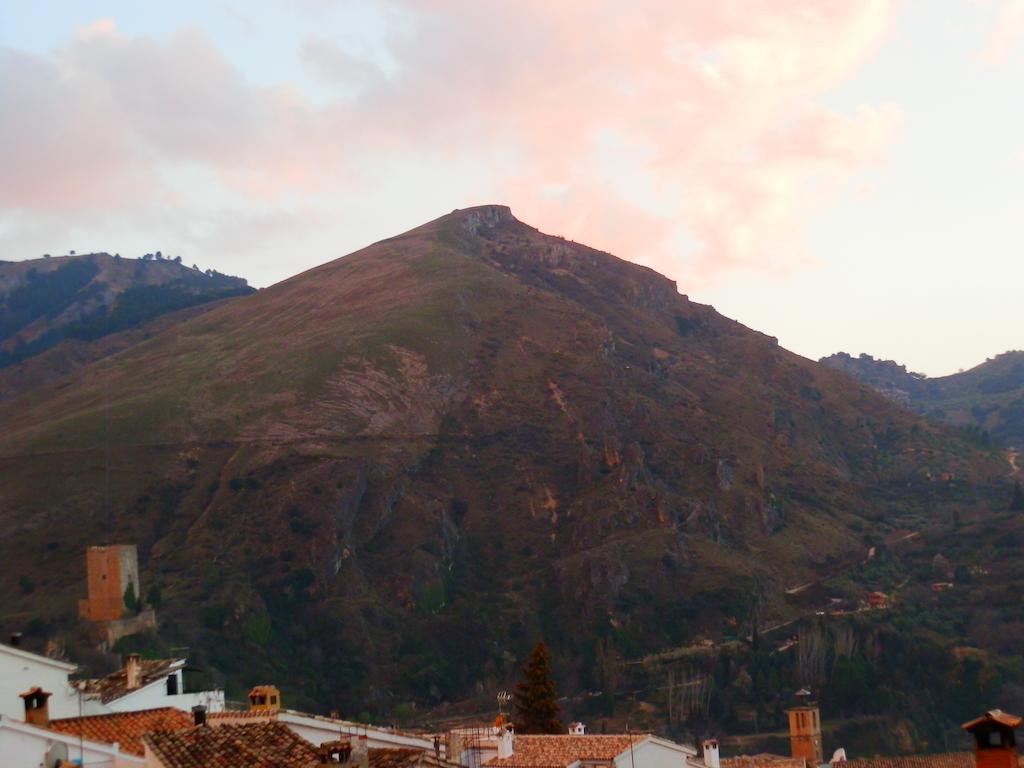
[1008,450,1020,477]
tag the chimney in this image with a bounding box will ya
[498,725,515,760]
[9,632,22,647]
[318,738,352,765]
[20,687,52,728]
[568,722,587,735]
[963,709,1022,768]
[125,653,142,690]
[353,733,369,768]
[449,731,465,765]
[192,705,207,727]
[703,740,721,768]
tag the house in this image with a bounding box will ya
[208,686,436,751]
[73,653,225,714]
[142,721,457,768]
[0,685,149,767]
[867,592,890,608]
[0,636,106,720]
[0,713,145,768]
[473,726,701,768]
[50,706,194,757]
[142,720,320,767]
[832,709,1024,768]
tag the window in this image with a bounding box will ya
[270,696,277,705]
[988,731,1003,747]
[166,674,179,696]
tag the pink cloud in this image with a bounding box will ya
[979,0,1024,63]
[0,3,901,283]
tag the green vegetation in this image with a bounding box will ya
[514,641,563,734]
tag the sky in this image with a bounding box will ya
[1,1,1022,377]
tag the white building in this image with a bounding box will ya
[468,728,703,768]
[0,639,106,720]
[211,707,437,750]
[1,639,224,723]
[75,654,225,714]
[0,713,144,768]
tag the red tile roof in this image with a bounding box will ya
[963,710,1024,730]
[143,721,320,768]
[721,755,805,768]
[485,735,645,768]
[49,707,193,756]
[839,753,1024,768]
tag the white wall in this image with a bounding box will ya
[613,737,698,768]
[0,644,105,720]
[106,670,225,714]
[0,715,143,768]
[278,713,434,750]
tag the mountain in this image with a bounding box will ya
[821,351,1024,449]
[0,252,253,372]
[0,207,1008,745]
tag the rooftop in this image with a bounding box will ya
[721,755,806,768]
[74,658,182,703]
[0,640,77,671]
[143,721,319,768]
[49,707,193,756]
[485,734,647,768]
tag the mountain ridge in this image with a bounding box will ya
[0,206,1007,737]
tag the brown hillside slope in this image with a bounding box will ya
[0,206,1003,713]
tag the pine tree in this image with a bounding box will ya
[1011,480,1024,512]
[513,641,562,734]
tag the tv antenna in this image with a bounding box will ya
[497,690,511,718]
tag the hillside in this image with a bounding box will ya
[0,207,1008,744]
[821,351,1024,449]
[0,252,253,370]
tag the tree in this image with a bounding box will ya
[1011,481,1024,512]
[123,582,141,615]
[513,641,562,734]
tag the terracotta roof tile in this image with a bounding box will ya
[963,710,1024,730]
[74,658,180,703]
[840,752,1024,768]
[143,721,320,768]
[49,707,193,756]
[840,753,973,768]
[485,735,645,768]
[721,755,805,768]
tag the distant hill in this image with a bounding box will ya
[0,253,253,370]
[0,207,1008,751]
[821,351,1024,449]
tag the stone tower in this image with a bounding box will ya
[78,545,140,622]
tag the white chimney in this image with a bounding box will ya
[354,734,369,768]
[703,740,720,768]
[498,726,515,759]
[125,653,142,690]
[569,722,586,735]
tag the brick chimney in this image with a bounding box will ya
[963,709,1022,768]
[20,687,51,728]
[317,739,353,766]
[125,653,142,690]
[703,739,721,768]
